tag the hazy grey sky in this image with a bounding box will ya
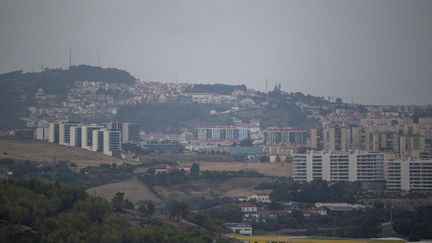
[1,0,431,105]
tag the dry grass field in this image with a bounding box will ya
[86,177,161,204]
[198,161,292,177]
[0,137,130,166]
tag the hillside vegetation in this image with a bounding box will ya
[0,179,231,243]
[0,66,136,129]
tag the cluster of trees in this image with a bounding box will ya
[0,179,231,243]
[257,178,362,203]
[137,200,155,215]
[169,201,189,219]
[140,168,190,187]
[2,159,136,188]
[140,164,263,187]
[0,179,86,226]
[184,196,223,210]
[207,203,243,223]
[111,192,134,212]
[393,206,432,241]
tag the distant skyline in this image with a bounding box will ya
[1,0,431,105]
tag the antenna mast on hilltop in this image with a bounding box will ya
[98,52,101,66]
[265,79,268,93]
[69,48,72,68]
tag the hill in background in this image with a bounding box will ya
[0,64,344,132]
[0,65,136,129]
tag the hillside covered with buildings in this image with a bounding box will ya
[2,65,432,240]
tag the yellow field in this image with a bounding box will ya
[233,235,405,243]
[0,137,130,166]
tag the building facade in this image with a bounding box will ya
[263,127,307,145]
[194,125,251,142]
[103,129,122,156]
[292,150,385,183]
[81,125,104,149]
[386,158,432,191]
[69,126,82,147]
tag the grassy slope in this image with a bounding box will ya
[0,137,130,166]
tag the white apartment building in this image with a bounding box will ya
[48,122,59,143]
[244,194,271,203]
[224,223,252,236]
[69,126,82,147]
[104,122,140,144]
[47,122,125,157]
[292,150,385,183]
[59,122,79,145]
[103,129,122,156]
[92,129,104,152]
[241,205,259,222]
[81,125,104,149]
[36,127,49,141]
[386,159,432,191]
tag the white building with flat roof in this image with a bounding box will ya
[36,127,49,141]
[386,158,432,191]
[92,129,104,152]
[292,150,385,183]
[81,125,104,150]
[224,223,252,235]
[103,129,121,156]
[59,122,80,145]
[48,122,60,143]
[69,126,82,147]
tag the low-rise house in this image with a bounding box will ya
[315,202,365,211]
[301,207,327,217]
[246,194,271,204]
[224,223,252,235]
[241,204,259,222]
[260,209,293,219]
[152,164,170,174]
[177,163,192,173]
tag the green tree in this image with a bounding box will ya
[138,200,155,215]
[75,197,111,224]
[170,201,189,219]
[111,192,134,212]
[354,213,381,237]
[190,163,200,178]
